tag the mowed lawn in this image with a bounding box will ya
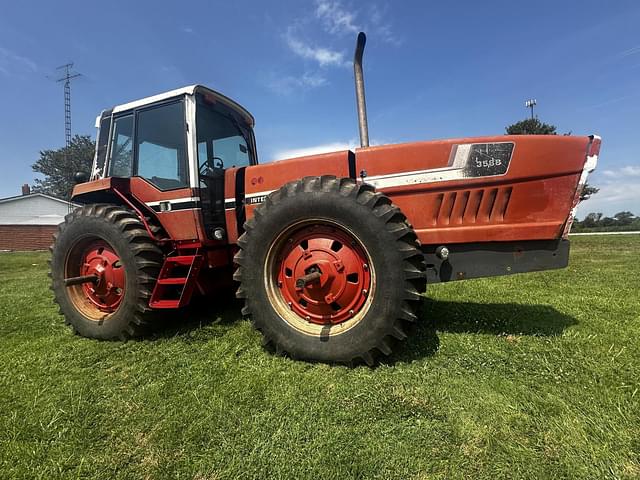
[0,236,638,479]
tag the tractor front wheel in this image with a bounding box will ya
[50,204,163,340]
[234,176,426,365]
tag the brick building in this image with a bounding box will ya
[0,186,78,251]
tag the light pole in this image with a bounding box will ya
[525,99,537,120]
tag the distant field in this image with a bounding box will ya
[0,236,638,479]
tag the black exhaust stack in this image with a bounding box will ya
[353,32,369,148]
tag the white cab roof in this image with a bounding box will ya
[110,84,254,127]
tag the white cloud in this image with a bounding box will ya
[616,45,640,59]
[285,29,347,67]
[315,0,360,34]
[181,26,194,34]
[283,0,401,69]
[273,137,387,160]
[274,141,358,160]
[592,181,640,203]
[267,71,328,95]
[581,94,639,110]
[368,4,403,46]
[601,165,640,178]
[0,47,37,76]
[299,72,328,87]
[576,165,640,217]
[621,165,640,176]
[271,1,400,93]
[313,1,402,45]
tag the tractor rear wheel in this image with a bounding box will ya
[49,204,163,340]
[234,176,426,365]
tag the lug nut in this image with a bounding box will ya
[349,309,354,316]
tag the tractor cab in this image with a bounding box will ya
[89,85,257,241]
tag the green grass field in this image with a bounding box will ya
[0,236,638,479]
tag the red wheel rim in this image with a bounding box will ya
[80,241,125,312]
[65,238,126,318]
[274,224,371,326]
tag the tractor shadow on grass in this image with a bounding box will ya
[149,294,577,364]
[150,295,244,341]
[389,298,577,364]
[426,298,577,336]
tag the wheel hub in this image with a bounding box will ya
[276,225,371,325]
[79,241,125,312]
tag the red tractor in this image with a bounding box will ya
[50,33,600,365]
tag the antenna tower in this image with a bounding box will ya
[56,63,82,147]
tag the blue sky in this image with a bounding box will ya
[1,0,638,217]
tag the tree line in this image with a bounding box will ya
[572,211,639,232]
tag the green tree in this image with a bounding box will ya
[580,183,599,201]
[31,135,95,200]
[581,212,603,228]
[613,211,635,225]
[505,118,557,135]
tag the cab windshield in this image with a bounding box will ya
[196,96,254,173]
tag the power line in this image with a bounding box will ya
[55,63,82,148]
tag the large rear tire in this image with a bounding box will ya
[49,204,163,340]
[234,176,426,365]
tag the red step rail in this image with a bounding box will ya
[149,255,204,309]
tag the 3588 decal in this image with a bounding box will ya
[475,157,503,169]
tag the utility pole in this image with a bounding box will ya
[524,98,537,120]
[56,63,82,148]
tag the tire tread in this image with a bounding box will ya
[50,203,163,340]
[235,176,426,365]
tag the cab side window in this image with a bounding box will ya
[136,102,188,190]
[109,115,134,177]
[196,103,251,171]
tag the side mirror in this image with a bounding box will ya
[74,171,89,184]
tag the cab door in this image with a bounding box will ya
[108,98,200,241]
[195,95,253,241]
[196,138,226,239]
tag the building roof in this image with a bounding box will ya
[0,192,78,206]
[0,193,80,225]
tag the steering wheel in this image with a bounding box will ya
[199,156,224,175]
